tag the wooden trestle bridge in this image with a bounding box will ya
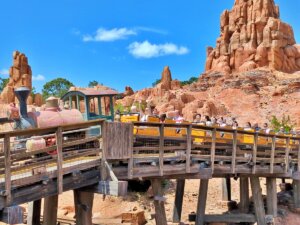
[1,119,300,225]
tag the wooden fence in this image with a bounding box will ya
[0,119,105,208]
[129,122,300,179]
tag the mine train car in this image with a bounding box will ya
[120,113,297,148]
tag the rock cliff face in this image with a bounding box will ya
[0,51,32,104]
[117,0,300,127]
[205,0,300,74]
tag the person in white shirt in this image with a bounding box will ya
[174,110,184,123]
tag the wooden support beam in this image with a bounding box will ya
[189,213,257,223]
[172,179,185,223]
[4,134,11,204]
[186,125,192,173]
[0,206,24,224]
[240,177,250,213]
[266,178,277,217]
[293,180,300,208]
[196,179,209,225]
[231,130,237,173]
[210,128,216,173]
[252,133,258,174]
[56,127,63,194]
[151,179,167,225]
[222,177,231,201]
[159,125,164,176]
[27,200,42,225]
[250,177,267,225]
[270,136,276,173]
[297,141,300,172]
[43,195,58,225]
[74,190,94,225]
[285,137,291,173]
[80,181,128,197]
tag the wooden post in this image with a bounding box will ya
[196,179,209,225]
[151,179,167,225]
[27,200,42,225]
[56,127,63,194]
[172,179,185,223]
[231,130,237,173]
[74,190,94,225]
[270,136,276,173]
[266,178,277,217]
[285,137,290,173]
[240,177,250,213]
[159,124,164,176]
[43,195,58,225]
[211,128,216,173]
[293,180,300,208]
[250,177,266,225]
[186,125,192,173]
[252,133,258,174]
[4,134,11,204]
[222,178,231,201]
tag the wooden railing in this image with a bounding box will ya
[0,119,105,205]
[130,122,300,178]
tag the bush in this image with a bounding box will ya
[270,115,294,133]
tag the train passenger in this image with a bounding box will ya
[253,123,261,132]
[140,107,151,122]
[232,121,239,129]
[130,105,139,115]
[153,108,159,117]
[174,110,184,123]
[244,122,252,131]
[160,114,167,123]
[277,126,285,135]
[262,123,271,134]
[211,116,217,126]
[204,115,212,126]
[218,117,227,127]
[291,128,298,136]
[193,114,202,124]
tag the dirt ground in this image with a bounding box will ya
[21,178,300,224]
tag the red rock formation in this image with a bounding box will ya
[160,66,172,90]
[0,51,32,103]
[117,1,300,127]
[123,86,134,97]
[205,0,300,74]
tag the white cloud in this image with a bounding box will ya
[83,27,137,42]
[32,74,45,81]
[135,26,168,35]
[0,68,9,77]
[128,41,189,58]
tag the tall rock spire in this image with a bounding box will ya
[205,0,300,74]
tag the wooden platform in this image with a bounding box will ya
[0,120,300,225]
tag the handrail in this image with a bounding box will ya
[133,122,300,140]
[0,119,105,138]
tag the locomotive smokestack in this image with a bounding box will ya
[14,87,30,118]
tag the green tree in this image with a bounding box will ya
[152,79,161,87]
[0,78,9,92]
[180,77,198,86]
[270,115,294,133]
[88,80,99,87]
[42,78,74,99]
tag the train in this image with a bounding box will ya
[6,86,296,155]
[8,87,97,153]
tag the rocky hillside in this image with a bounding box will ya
[117,0,300,127]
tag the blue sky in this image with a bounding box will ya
[0,0,299,93]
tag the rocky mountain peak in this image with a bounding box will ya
[205,0,300,74]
